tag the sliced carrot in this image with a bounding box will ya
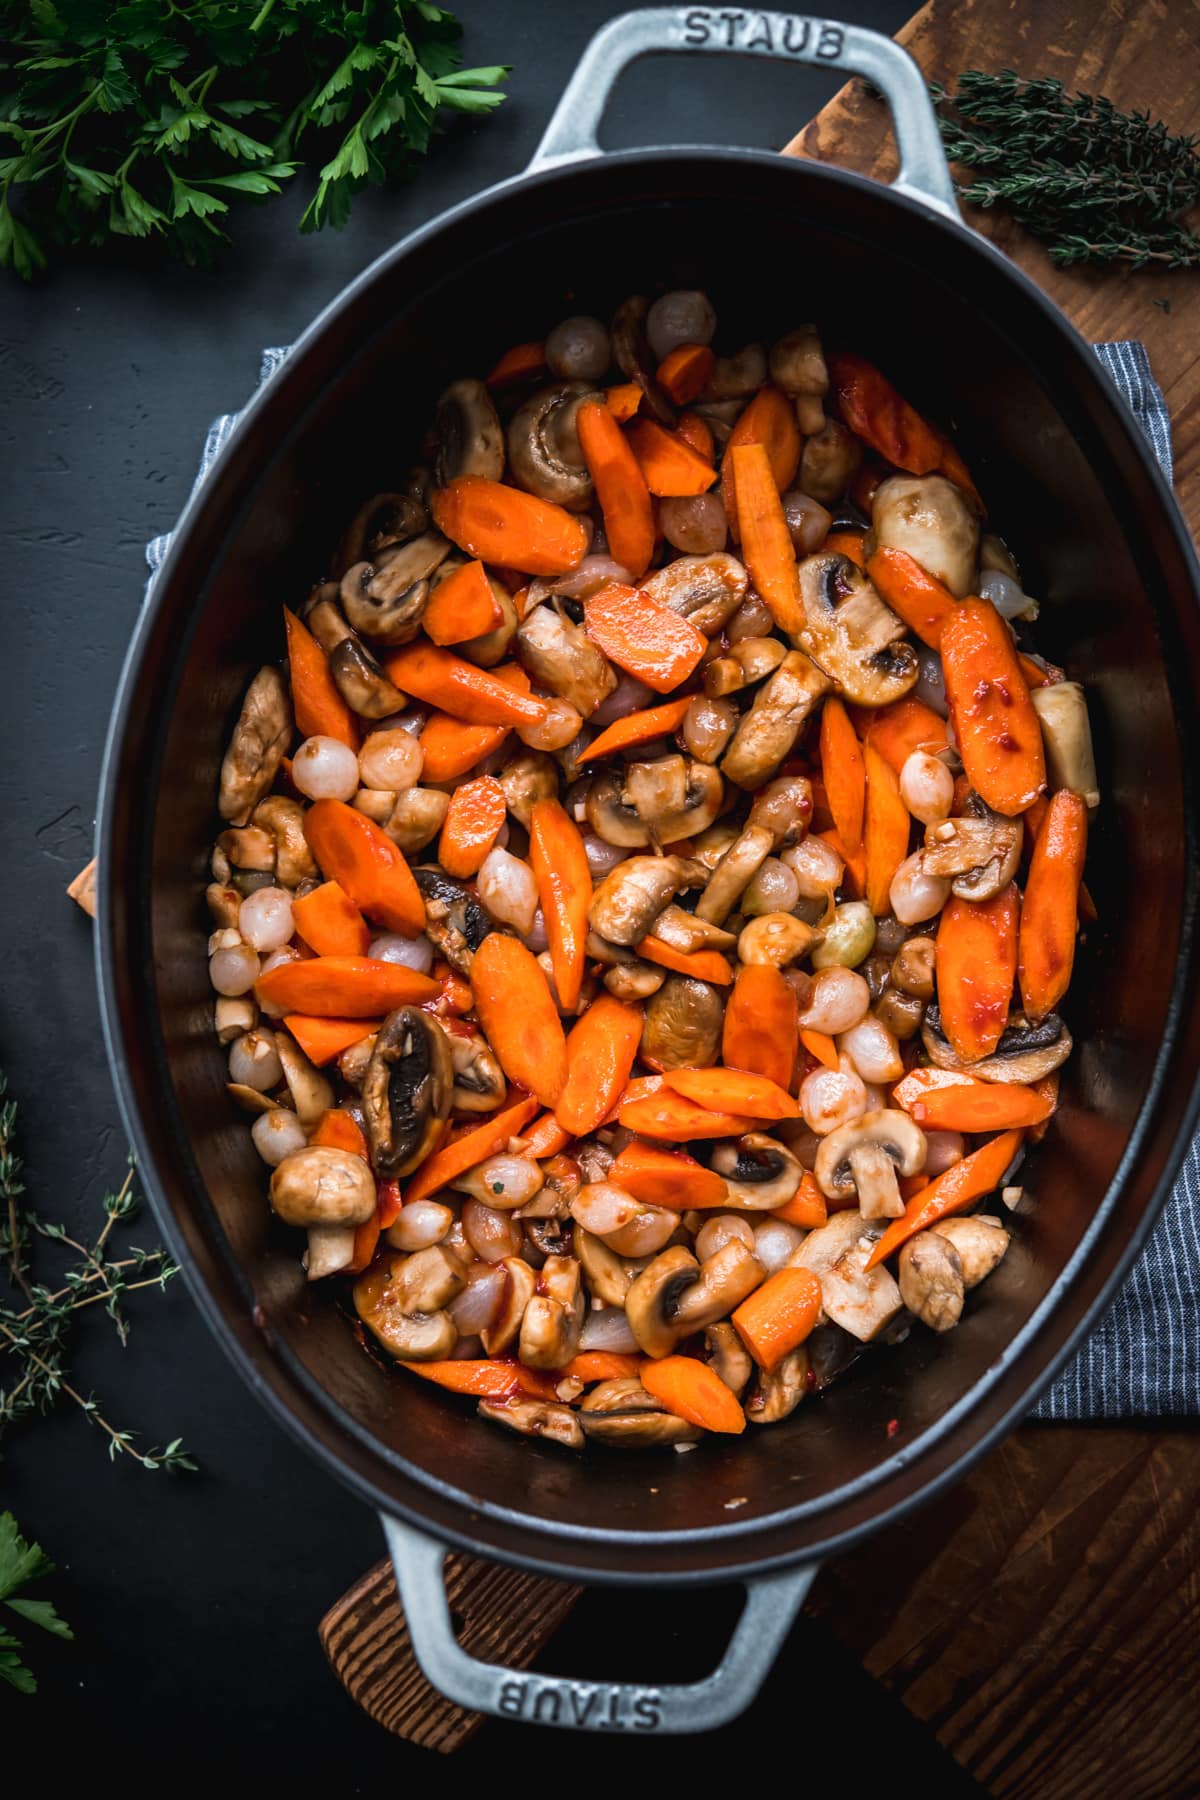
[940,598,1046,815]
[863,741,912,916]
[892,1067,1054,1131]
[822,529,867,567]
[431,475,589,577]
[555,994,644,1137]
[311,1108,370,1158]
[626,418,717,497]
[428,960,472,1017]
[1018,651,1060,690]
[866,1130,1023,1269]
[304,797,426,936]
[486,341,545,386]
[820,696,865,855]
[608,1140,729,1210]
[642,1355,746,1434]
[657,343,716,406]
[407,1359,559,1402]
[471,933,568,1108]
[721,384,802,534]
[664,1066,799,1122]
[383,644,548,728]
[519,1112,572,1160]
[609,1073,663,1117]
[576,397,656,577]
[376,1178,403,1229]
[417,666,531,781]
[403,1093,541,1205]
[800,1029,839,1073]
[936,886,1020,1063]
[283,606,359,750]
[282,1013,381,1067]
[618,1088,753,1142]
[347,1214,381,1275]
[438,775,507,878]
[732,1266,822,1370]
[422,558,503,647]
[829,352,946,477]
[562,1351,644,1384]
[636,937,733,985]
[583,581,706,693]
[862,695,949,775]
[292,880,370,959]
[529,797,592,1014]
[774,1170,828,1229]
[721,964,798,1091]
[584,696,693,762]
[257,955,437,1018]
[867,546,958,648]
[1019,789,1088,1021]
[605,382,643,423]
[675,411,714,462]
[731,441,804,637]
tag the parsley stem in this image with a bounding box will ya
[250,0,278,31]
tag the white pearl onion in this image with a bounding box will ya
[798,967,871,1035]
[899,751,955,824]
[579,1306,639,1353]
[388,1199,453,1251]
[582,832,629,878]
[251,1107,307,1166]
[291,735,360,802]
[477,847,539,935]
[525,909,550,955]
[255,945,301,1015]
[516,698,583,752]
[358,728,423,792]
[368,932,434,973]
[783,836,843,898]
[742,857,801,917]
[695,1213,756,1262]
[753,1217,806,1273]
[238,886,295,952]
[462,1199,522,1263]
[838,1018,904,1084]
[915,647,949,717]
[228,1029,283,1091]
[590,672,656,728]
[210,941,260,996]
[890,852,952,925]
[923,1130,965,1176]
[800,1066,868,1134]
[449,1263,507,1334]
[645,289,716,360]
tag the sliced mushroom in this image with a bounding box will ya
[705,637,788,696]
[413,868,489,974]
[588,853,696,946]
[814,1109,927,1220]
[696,823,774,923]
[721,649,832,790]
[931,1215,1010,1287]
[340,532,451,645]
[579,1408,701,1447]
[799,418,862,505]
[769,326,828,434]
[338,491,428,574]
[517,602,617,717]
[745,1347,810,1423]
[217,825,276,871]
[507,382,595,508]
[702,343,767,401]
[790,1210,903,1342]
[575,1225,636,1307]
[326,636,408,719]
[923,796,1023,901]
[362,1007,453,1178]
[519,1254,584,1368]
[710,1135,804,1210]
[604,962,665,1001]
[737,912,822,967]
[270,1147,377,1227]
[922,1006,1072,1084]
[705,1321,753,1396]
[481,1255,538,1355]
[447,1026,506,1112]
[585,758,724,847]
[274,1030,334,1126]
[640,975,724,1071]
[251,796,319,888]
[795,552,919,707]
[639,552,748,636]
[337,1031,377,1089]
[746,775,814,849]
[479,1397,584,1449]
[226,1081,276,1115]
[625,1240,763,1357]
[218,666,292,826]
[305,1224,358,1282]
[355,1252,463,1361]
[898,1232,964,1332]
[648,904,736,954]
[871,474,980,599]
[383,788,450,855]
[610,295,675,424]
[215,995,257,1044]
[1031,682,1100,808]
[432,377,504,488]
[498,748,558,828]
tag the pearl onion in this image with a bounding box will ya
[798,967,871,1034]
[783,836,844,899]
[255,945,301,1015]
[590,672,656,728]
[915,647,948,716]
[251,1107,307,1167]
[753,1217,806,1273]
[462,1199,522,1263]
[923,1130,965,1176]
[358,728,423,792]
[660,493,728,555]
[238,886,295,952]
[899,751,955,824]
[800,1066,868,1134]
[579,1306,639,1353]
[581,832,628,878]
[517,697,583,752]
[695,1213,756,1261]
[368,932,434,973]
[781,490,832,555]
[811,902,875,968]
[525,909,550,955]
[228,1029,283,1091]
[454,1153,544,1209]
[889,852,951,926]
[545,315,611,381]
[449,1263,507,1334]
[682,694,738,763]
[209,941,260,996]
[645,289,717,361]
[727,593,774,642]
[837,1017,903,1084]
[741,857,800,917]
[477,848,538,934]
[388,1199,453,1251]
[292,735,360,802]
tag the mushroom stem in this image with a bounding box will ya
[848,1143,904,1220]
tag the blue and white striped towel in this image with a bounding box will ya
[150,339,1195,1419]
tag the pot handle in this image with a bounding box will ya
[529,6,957,218]
[382,1514,818,1734]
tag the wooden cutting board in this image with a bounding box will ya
[313,0,1199,1772]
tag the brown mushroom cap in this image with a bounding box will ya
[639,552,748,636]
[745,1346,810,1422]
[814,1109,927,1221]
[696,823,774,923]
[922,1007,1072,1084]
[721,649,832,790]
[447,1027,506,1113]
[795,552,919,707]
[871,473,980,600]
[610,294,675,424]
[218,665,292,826]
[432,377,504,488]
[270,1147,377,1227]
[507,382,596,508]
[517,602,617,717]
[482,1255,538,1356]
[588,853,698,946]
[362,1007,453,1178]
[922,797,1023,901]
[340,531,451,645]
[899,1231,965,1331]
[519,1253,584,1368]
[931,1215,1010,1287]
[579,1409,702,1446]
[251,795,318,888]
[478,1397,584,1449]
[640,975,724,1071]
[585,758,724,847]
[647,904,736,954]
[710,1134,803,1210]
[799,418,862,505]
[705,1321,754,1395]
[625,1241,763,1356]
[328,636,408,719]
[498,748,558,828]
[338,491,428,574]
[790,1211,903,1342]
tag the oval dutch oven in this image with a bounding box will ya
[98,8,1200,1734]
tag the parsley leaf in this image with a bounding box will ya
[0,1512,73,1695]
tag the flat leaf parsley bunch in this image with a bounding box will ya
[0,0,509,277]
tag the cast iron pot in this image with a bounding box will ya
[98,8,1200,1733]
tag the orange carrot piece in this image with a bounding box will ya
[940,599,1046,815]
[438,775,506,878]
[774,1170,828,1229]
[283,606,359,750]
[583,581,706,693]
[820,696,866,855]
[407,1359,559,1402]
[722,964,798,1091]
[282,1013,381,1067]
[520,1112,572,1160]
[561,1351,644,1384]
[608,1140,729,1210]
[664,1067,799,1122]
[383,644,548,728]
[584,696,693,762]
[422,558,503,647]
[485,341,545,386]
[936,886,1020,1063]
[866,546,958,648]
[431,475,589,577]
[427,960,472,1017]
[417,666,530,780]
[866,1130,1023,1269]
[471,933,568,1108]
[292,880,370,958]
[555,994,643,1136]
[1019,789,1088,1021]
[576,398,656,577]
[403,1094,541,1205]
[257,955,437,1018]
[375,1179,402,1228]
[304,797,426,935]
[626,418,717,497]
[862,695,949,775]
[636,937,733,985]
[641,1355,746,1434]
[1018,652,1060,690]
[829,352,947,477]
[731,441,804,637]
[721,384,802,533]
[605,382,643,423]
[800,1029,839,1073]
[863,741,912,915]
[528,798,592,1014]
[675,411,714,462]
[310,1107,370,1159]
[732,1266,822,1370]
[347,1214,381,1275]
[657,343,716,406]
[892,1067,1054,1131]
[822,529,868,568]
[618,1088,753,1143]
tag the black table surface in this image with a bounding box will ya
[2,1,978,1779]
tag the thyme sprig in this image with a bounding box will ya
[933,70,1200,270]
[0,1074,195,1473]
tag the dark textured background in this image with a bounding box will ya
[1,0,976,1779]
